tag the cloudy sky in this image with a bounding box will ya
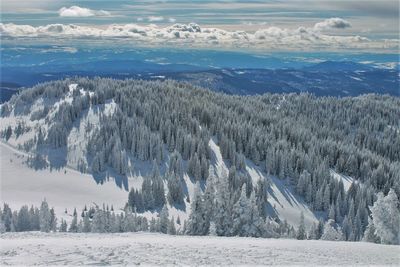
[1,0,399,52]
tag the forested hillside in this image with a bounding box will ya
[1,78,399,242]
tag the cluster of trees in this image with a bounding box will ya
[0,200,177,235]
[0,200,56,233]
[1,189,398,246]
[184,170,282,238]
[128,161,166,212]
[1,78,399,244]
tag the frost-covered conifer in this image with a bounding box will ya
[296,212,306,240]
[39,199,51,232]
[370,189,400,245]
[321,219,343,241]
[159,205,169,234]
[187,183,209,235]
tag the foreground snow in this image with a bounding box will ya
[1,232,399,266]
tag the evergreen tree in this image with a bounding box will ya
[83,213,91,233]
[342,215,352,241]
[363,217,380,243]
[369,189,400,245]
[142,176,154,210]
[167,173,184,205]
[91,208,106,233]
[149,218,157,232]
[151,161,166,208]
[29,206,40,231]
[50,208,57,232]
[17,205,31,232]
[159,205,169,234]
[255,178,268,218]
[168,217,177,235]
[0,218,6,233]
[69,212,78,233]
[2,204,13,232]
[321,219,343,241]
[39,199,51,232]
[231,185,262,237]
[59,219,68,232]
[308,222,318,240]
[187,183,209,235]
[214,171,232,236]
[296,212,306,240]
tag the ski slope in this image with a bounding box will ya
[1,232,399,266]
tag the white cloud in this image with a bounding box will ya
[314,18,351,30]
[0,19,397,52]
[147,16,164,22]
[58,6,110,18]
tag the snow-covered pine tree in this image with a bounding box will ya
[369,189,400,245]
[1,204,13,232]
[245,191,264,237]
[59,219,68,232]
[167,172,184,205]
[321,219,343,241]
[91,208,106,233]
[159,205,169,234]
[255,178,268,218]
[363,217,380,243]
[149,218,157,232]
[0,218,6,233]
[150,161,166,208]
[69,211,78,233]
[17,205,30,232]
[231,185,263,237]
[167,216,177,235]
[29,206,40,231]
[214,170,232,236]
[296,212,306,240]
[50,208,57,232]
[341,215,352,241]
[83,213,91,233]
[142,176,154,210]
[39,199,51,232]
[308,222,318,240]
[187,183,209,235]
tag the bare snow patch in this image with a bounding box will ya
[0,142,128,219]
[330,170,355,191]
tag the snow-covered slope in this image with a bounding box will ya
[0,80,318,229]
[2,232,399,266]
[0,142,128,218]
[1,136,317,228]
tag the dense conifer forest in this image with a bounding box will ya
[1,78,399,243]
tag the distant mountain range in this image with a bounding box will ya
[303,61,374,72]
[1,60,399,102]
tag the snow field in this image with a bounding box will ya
[1,232,399,266]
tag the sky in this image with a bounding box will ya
[1,0,399,52]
